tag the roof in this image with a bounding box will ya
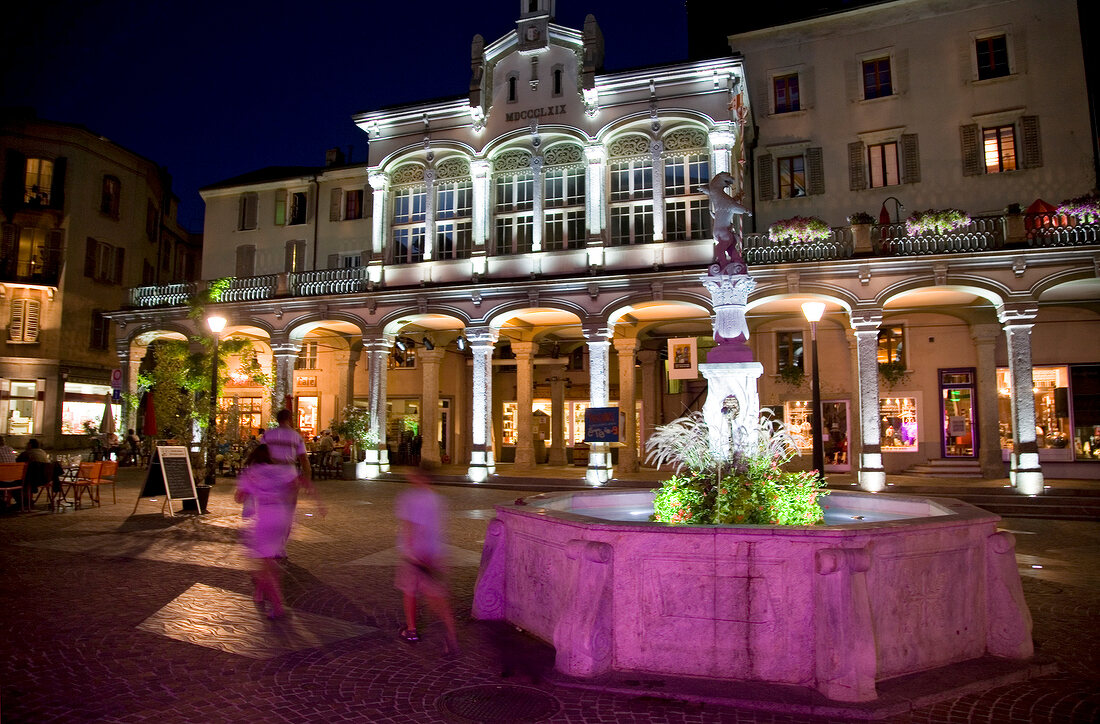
[199,165,321,191]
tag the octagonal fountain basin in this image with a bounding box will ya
[472,489,1033,703]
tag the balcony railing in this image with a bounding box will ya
[290,266,369,296]
[123,214,1099,309]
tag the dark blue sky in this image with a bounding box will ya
[2,1,689,231]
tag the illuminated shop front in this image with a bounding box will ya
[784,400,851,471]
[879,395,918,452]
[998,364,1100,462]
[60,381,118,436]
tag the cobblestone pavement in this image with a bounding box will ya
[2,470,1098,723]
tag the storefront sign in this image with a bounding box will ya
[584,406,619,442]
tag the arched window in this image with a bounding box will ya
[607,135,654,246]
[543,144,585,251]
[390,164,427,264]
[662,129,711,241]
[493,151,534,255]
[434,158,473,260]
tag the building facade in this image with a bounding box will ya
[1,109,200,450]
[112,0,1099,487]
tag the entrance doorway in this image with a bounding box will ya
[940,368,977,458]
[822,400,851,472]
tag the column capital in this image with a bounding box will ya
[582,324,612,341]
[115,340,131,364]
[511,340,537,356]
[637,348,659,364]
[367,169,389,191]
[997,301,1039,326]
[970,323,1002,345]
[613,337,640,354]
[584,144,606,164]
[419,347,446,365]
[470,158,492,177]
[466,326,499,347]
[848,307,883,332]
[708,129,735,150]
[271,341,301,357]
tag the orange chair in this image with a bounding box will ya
[0,462,28,512]
[97,460,119,504]
[67,461,103,508]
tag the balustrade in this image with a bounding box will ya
[128,282,195,308]
[220,275,277,302]
[290,266,369,296]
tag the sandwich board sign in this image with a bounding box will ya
[136,446,199,516]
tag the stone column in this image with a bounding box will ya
[271,341,300,414]
[584,145,606,267]
[367,170,389,284]
[971,323,1004,479]
[346,343,362,410]
[999,303,1043,494]
[708,128,735,177]
[650,141,665,242]
[849,309,885,492]
[613,337,640,472]
[546,363,568,466]
[116,340,138,432]
[512,341,537,470]
[584,325,613,484]
[637,349,659,463]
[467,326,498,482]
[419,347,445,466]
[363,336,392,476]
[470,159,492,278]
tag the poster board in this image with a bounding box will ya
[138,446,198,513]
[584,406,620,443]
[667,337,698,380]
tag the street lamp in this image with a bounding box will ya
[205,314,227,487]
[801,301,826,482]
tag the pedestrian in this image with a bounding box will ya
[395,464,459,656]
[0,435,16,463]
[234,442,323,619]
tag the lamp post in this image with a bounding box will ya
[801,302,826,482]
[205,314,227,487]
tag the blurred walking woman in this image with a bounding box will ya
[235,442,322,618]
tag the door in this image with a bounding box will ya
[940,369,977,458]
[822,400,851,472]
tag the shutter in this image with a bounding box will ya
[236,244,255,276]
[9,300,24,341]
[799,67,813,110]
[284,241,296,272]
[1,223,16,277]
[50,157,66,210]
[91,310,104,348]
[3,150,25,209]
[848,142,867,191]
[806,147,824,196]
[295,240,307,271]
[245,193,258,230]
[327,253,339,269]
[900,134,921,184]
[84,237,97,278]
[24,300,39,342]
[756,153,774,201]
[329,188,343,222]
[274,189,286,225]
[960,124,981,176]
[1021,116,1042,168]
[45,228,62,276]
[894,49,909,95]
[113,246,125,284]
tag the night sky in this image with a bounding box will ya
[2,1,694,232]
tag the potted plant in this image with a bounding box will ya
[768,216,831,244]
[847,211,875,255]
[331,405,373,479]
[1056,193,1100,223]
[777,363,806,389]
[878,360,910,389]
[905,208,970,236]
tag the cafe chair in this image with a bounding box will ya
[0,462,28,512]
[25,460,55,511]
[97,460,119,504]
[68,461,104,509]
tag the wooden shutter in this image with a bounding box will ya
[84,237,97,277]
[274,189,286,225]
[1,223,16,277]
[50,157,66,210]
[329,188,343,222]
[240,193,258,230]
[848,142,867,191]
[295,240,307,271]
[235,244,255,276]
[91,310,105,348]
[284,241,296,272]
[960,124,981,176]
[113,247,125,284]
[806,147,824,196]
[900,134,921,184]
[45,229,63,276]
[24,300,40,342]
[756,153,774,201]
[327,253,339,269]
[9,299,24,341]
[1021,116,1042,168]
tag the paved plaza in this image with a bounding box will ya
[2,467,1098,723]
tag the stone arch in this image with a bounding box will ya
[1031,267,1100,300]
[484,299,589,329]
[375,140,477,172]
[281,312,368,343]
[876,278,1008,309]
[596,109,719,145]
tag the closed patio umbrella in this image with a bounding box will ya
[142,391,158,437]
[99,394,115,434]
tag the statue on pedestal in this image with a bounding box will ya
[698,171,751,275]
[699,171,755,362]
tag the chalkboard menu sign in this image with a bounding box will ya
[139,446,198,505]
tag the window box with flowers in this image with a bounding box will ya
[847,211,875,255]
[768,216,831,244]
[1056,194,1100,224]
[905,208,971,236]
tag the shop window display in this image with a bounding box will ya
[997,366,1072,455]
[879,396,918,450]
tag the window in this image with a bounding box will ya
[392,186,427,263]
[975,34,1009,80]
[773,74,799,113]
[100,176,120,218]
[84,237,124,284]
[776,331,804,371]
[288,192,307,225]
[238,192,258,230]
[664,152,711,241]
[608,158,654,245]
[494,170,534,255]
[868,142,899,187]
[390,347,417,368]
[14,226,54,278]
[436,179,473,259]
[284,239,306,272]
[983,125,1016,173]
[877,326,905,366]
[552,66,563,96]
[90,309,109,350]
[4,380,37,434]
[862,57,892,99]
[295,341,318,370]
[275,190,286,225]
[344,189,363,220]
[507,74,518,103]
[24,158,53,205]
[880,396,918,450]
[777,155,806,198]
[217,396,264,436]
[60,381,114,435]
[341,253,362,268]
[8,299,40,343]
[544,164,585,250]
[235,244,255,276]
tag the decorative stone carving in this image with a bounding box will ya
[391,164,425,185]
[493,150,533,172]
[543,144,583,166]
[662,128,707,153]
[607,135,651,159]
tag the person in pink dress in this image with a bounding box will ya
[235,435,322,619]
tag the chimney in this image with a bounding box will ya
[325,148,345,167]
